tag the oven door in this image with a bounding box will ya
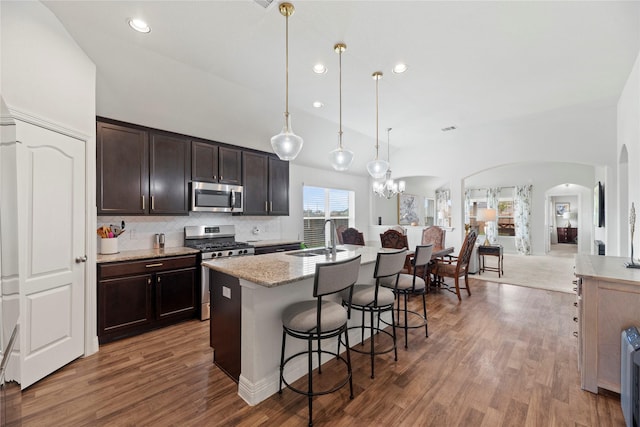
[191,182,243,213]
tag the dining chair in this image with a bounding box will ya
[430,230,478,301]
[421,226,446,249]
[380,229,411,273]
[279,255,361,427]
[342,227,365,245]
[336,225,347,245]
[380,244,433,349]
[340,249,407,379]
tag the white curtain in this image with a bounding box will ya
[486,188,500,244]
[436,189,450,227]
[514,185,533,255]
[464,189,472,225]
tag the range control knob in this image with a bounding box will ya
[217,252,223,257]
[228,251,234,256]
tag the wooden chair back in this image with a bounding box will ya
[336,225,347,245]
[421,226,446,249]
[380,229,408,249]
[342,227,365,245]
[455,230,478,275]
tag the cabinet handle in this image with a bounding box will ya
[573,316,578,323]
[572,280,577,285]
[270,201,273,212]
[145,263,163,268]
[75,255,87,263]
[151,196,155,210]
[147,278,151,285]
[142,195,145,210]
[220,176,223,181]
[213,175,217,180]
[573,302,578,307]
[265,201,268,212]
[573,331,578,338]
[573,287,577,292]
[157,277,161,283]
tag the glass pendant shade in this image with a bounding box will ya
[329,147,354,171]
[271,113,303,161]
[367,159,389,179]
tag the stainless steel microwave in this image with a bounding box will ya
[190,182,243,213]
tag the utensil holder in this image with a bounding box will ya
[101,237,118,254]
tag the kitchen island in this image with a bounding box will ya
[202,244,385,405]
[574,254,640,394]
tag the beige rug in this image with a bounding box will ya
[472,244,576,294]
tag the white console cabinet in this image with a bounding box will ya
[574,255,640,393]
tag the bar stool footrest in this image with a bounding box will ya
[280,349,352,398]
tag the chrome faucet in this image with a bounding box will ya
[324,219,337,257]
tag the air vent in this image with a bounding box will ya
[254,0,275,8]
[441,126,457,132]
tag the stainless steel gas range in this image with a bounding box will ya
[184,225,254,320]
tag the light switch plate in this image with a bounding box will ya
[222,286,231,299]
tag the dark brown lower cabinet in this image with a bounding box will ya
[210,270,241,382]
[98,255,197,344]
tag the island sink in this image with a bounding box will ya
[287,248,346,257]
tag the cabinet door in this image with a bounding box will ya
[242,151,269,215]
[97,121,148,214]
[268,156,289,215]
[191,141,219,182]
[149,132,191,215]
[210,270,241,381]
[98,274,153,343]
[219,147,242,185]
[155,267,197,321]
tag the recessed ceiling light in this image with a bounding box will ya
[128,18,151,33]
[313,64,327,74]
[312,101,324,108]
[392,63,408,74]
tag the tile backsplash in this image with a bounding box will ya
[97,212,289,252]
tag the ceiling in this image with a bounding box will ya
[42,1,640,176]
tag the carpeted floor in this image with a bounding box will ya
[472,243,576,293]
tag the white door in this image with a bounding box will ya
[16,120,85,388]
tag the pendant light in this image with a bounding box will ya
[366,71,389,179]
[329,43,354,171]
[373,128,405,199]
[270,2,303,161]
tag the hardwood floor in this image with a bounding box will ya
[19,278,625,426]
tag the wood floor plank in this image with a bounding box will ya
[17,279,626,426]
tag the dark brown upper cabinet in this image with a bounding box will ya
[97,119,190,215]
[242,151,289,216]
[97,121,149,215]
[149,132,191,215]
[191,141,242,185]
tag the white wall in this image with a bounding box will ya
[618,49,640,258]
[0,1,97,360]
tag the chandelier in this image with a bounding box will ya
[270,2,303,161]
[328,43,354,171]
[373,128,405,199]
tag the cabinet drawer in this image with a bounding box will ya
[99,255,197,279]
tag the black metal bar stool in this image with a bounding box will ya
[380,244,433,349]
[278,255,361,427]
[340,249,407,379]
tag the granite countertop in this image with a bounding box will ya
[575,254,640,286]
[203,245,390,288]
[97,246,200,264]
[245,239,302,248]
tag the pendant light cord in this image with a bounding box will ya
[375,74,380,160]
[285,12,289,117]
[338,47,343,148]
[387,127,392,163]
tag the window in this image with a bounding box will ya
[468,198,515,237]
[303,186,354,248]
